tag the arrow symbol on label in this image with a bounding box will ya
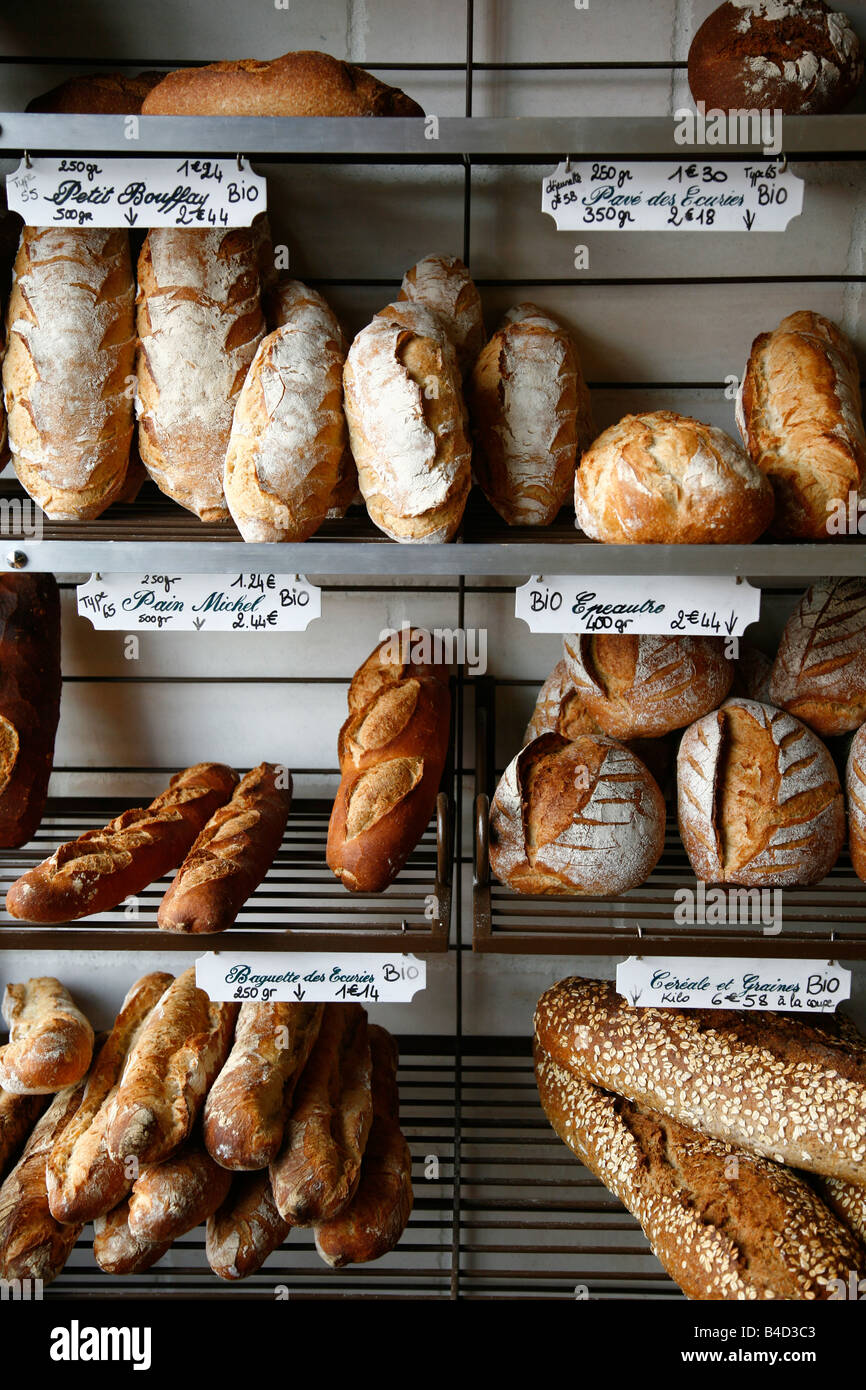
[123,209,138,226]
[293,986,305,1000]
[743,209,755,231]
[725,610,738,635]
[193,617,205,630]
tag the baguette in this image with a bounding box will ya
[206,1170,291,1280]
[6,762,239,923]
[534,977,866,1184]
[270,1004,373,1224]
[0,573,62,849]
[157,763,291,934]
[204,1001,323,1171]
[46,971,174,1223]
[314,1026,413,1267]
[0,1081,86,1284]
[535,1044,864,1300]
[0,978,94,1095]
[93,1198,172,1275]
[106,968,239,1165]
[347,628,450,714]
[127,1142,232,1244]
[0,1089,47,1182]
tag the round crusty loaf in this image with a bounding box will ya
[397,254,484,378]
[562,633,734,740]
[574,410,774,544]
[142,50,424,117]
[523,659,604,745]
[770,578,866,736]
[343,306,471,543]
[688,1,863,115]
[846,722,866,882]
[469,304,594,527]
[489,731,666,896]
[736,311,866,541]
[3,227,136,520]
[678,697,845,887]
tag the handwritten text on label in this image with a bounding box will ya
[616,956,851,1013]
[77,573,321,633]
[515,576,760,637]
[196,953,427,1005]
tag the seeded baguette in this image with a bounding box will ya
[535,1044,864,1301]
[534,977,866,1184]
[0,978,94,1095]
[6,762,238,923]
[812,1174,866,1247]
[206,1169,292,1280]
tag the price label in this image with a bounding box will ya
[515,575,760,637]
[6,156,266,228]
[542,159,803,232]
[616,956,851,1013]
[77,572,321,632]
[196,952,427,1005]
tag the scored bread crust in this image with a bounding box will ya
[93,1198,172,1275]
[347,627,450,713]
[397,254,485,378]
[847,723,866,882]
[523,659,604,745]
[206,1169,291,1280]
[3,227,136,519]
[575,409,774,544]
[769,578,866,735]
[678,697,845,887]
[0,1081,86,1284]
[127,1142,232,1244]
[489,731,666,896]
[0,573,61,849]
[0,1090,47,1183]
[534,1044,864,1301]
[0,977,94,1095]
[469,303,593,527]
[737,311,866,540]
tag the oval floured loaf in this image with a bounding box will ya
[847,723,866,882]
[770,578,866,735]
[677,697,845,887]
[397,253,484,378]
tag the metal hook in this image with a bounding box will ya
[564,155,571,173]
[236,153,244,172]
[776,152,788,174]
[23,150,32,169]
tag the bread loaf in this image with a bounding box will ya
[136,228,265,521]
[534,977,866,1184]
[314,1026,413,1267]
[206,1170,291,1280]
[203,1001,323,1170]
[535,1044,864,1301]
[397,254,484,378]
[0,572,61,848]
[106,968,238,1165]
[327,674,450,893]
[343,307,471,542]
[46,971,173,1223]
[0,1089,47,1182]
[93,1198,172,1275]
[847,723,866,881]
[574,410,774,544]
[489,732,665,895]
[27,70,167,113]
[469,303,593,526]
[6,762,238,923]
[688,2,863,116]
[3,227,136,518]
[562,633,734,739]
[813,1174,866,1246]
[678,697,845,886]
[127,1142,232,1244]
[347,627,450,714]
[737,311,866,539]
[158,763,291,934]
[523,659,603,745]
[770,579,866,736]
[0,1081,85,1284]
[143,50,424,117]
[731,639,773,704]
[270,1004,372,1224]
[0,978,94,1095]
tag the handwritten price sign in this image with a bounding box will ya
[515,575,760,637]
[77,572,321,632]
[616,956,851,1013]
[542,159,803,232]
[196,952,427,1004]
[6,156,266,228]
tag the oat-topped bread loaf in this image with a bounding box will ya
[813,1172,866,1246]
[0,572,61,849]
[534,976,866,1184]
[737,311,866,540]
[27,70,167,113]
[3,227,136,519]
[562,633,734,739]
[136,228,265,521]
[344,304,471,542]
[847,722,866,881]
[575,410,774,544]
[770,579,866,735]
[488,732,665,896]
[0,977,94,1095]
[469,304,593,527]
[678,697,845,886]
[535,1045,865,1301]
[142,50,424,117]
[397,254,484,378]
[689,2,863,115]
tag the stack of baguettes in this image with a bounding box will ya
[534,977,866,1301]
[0,973,413,1285]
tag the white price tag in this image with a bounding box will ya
[77,573,321,632]
[6,156,266,229]
[196,952,427,1005]
[542,159,803,232]
[616,956,851,1013]
[515,575,760,637]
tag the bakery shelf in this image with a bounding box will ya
[0,794,453,952]
[1,113,865,161]
[3,483,865,579]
